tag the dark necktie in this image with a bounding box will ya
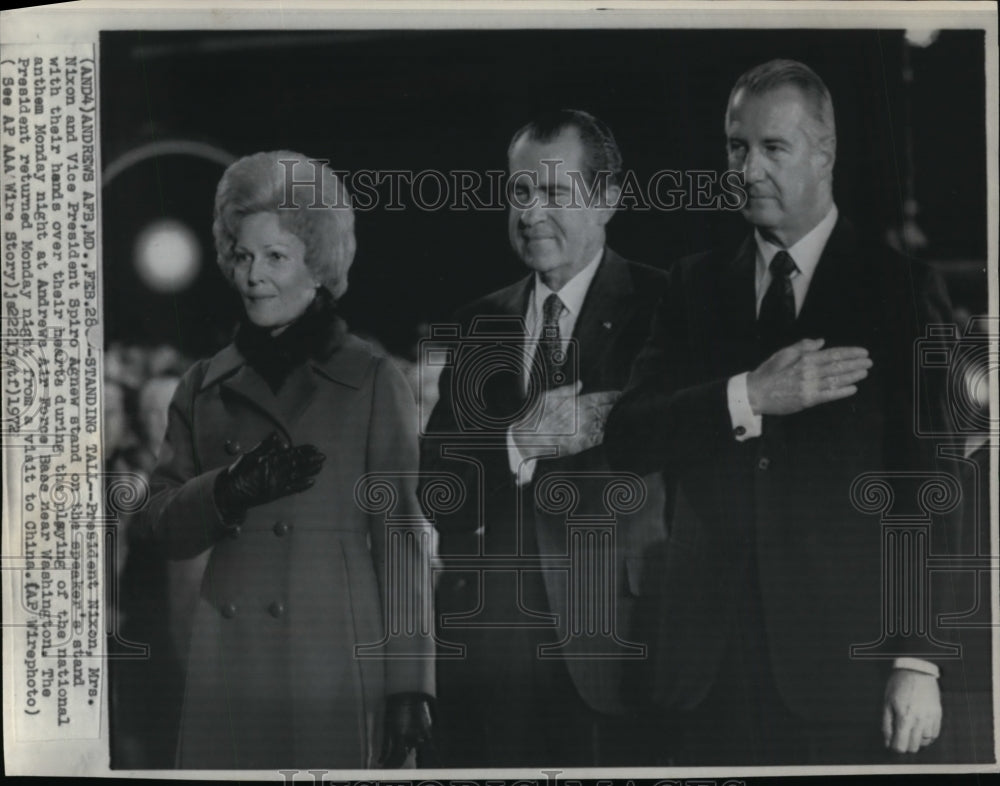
[757,250,798,358]
[536,293,569,390]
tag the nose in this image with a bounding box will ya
[246,255,264,284]
[743,147,766,183]
[518,196,544,227]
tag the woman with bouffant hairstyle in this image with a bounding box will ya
[136,151,434,769]
[213,150,356,300]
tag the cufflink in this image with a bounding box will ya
[734,426,747,437]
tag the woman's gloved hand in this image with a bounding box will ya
[213,431,325,524]
[379,692,434,768]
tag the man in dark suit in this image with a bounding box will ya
[420,110,669,766]
[604,60,953,765]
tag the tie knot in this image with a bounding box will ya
[769,250,797,279]
[542,293,565,326]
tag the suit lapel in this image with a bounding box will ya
[571,249,635,388]
[479,275,533,419]
[219,365,295,440]
[720,234,760,371]
[795,217,857,340]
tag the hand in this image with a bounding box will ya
[882,669,942,754]
[746,338,872,416]
[379,692,433,768]
[512,381,620,459]
[213,431,325,523]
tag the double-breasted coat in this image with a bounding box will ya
[138,325,434,769]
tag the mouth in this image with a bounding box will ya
[243,294,277,304]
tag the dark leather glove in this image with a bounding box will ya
[213,431,325,525]
[379,692,433,768]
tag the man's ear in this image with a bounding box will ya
[813,134,836,178]
[597,184,622,225]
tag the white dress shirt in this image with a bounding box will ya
[727,204,838,439]
[507,248,604,484]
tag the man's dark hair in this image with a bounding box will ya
[508,108,624,189]
[727,59,836,148]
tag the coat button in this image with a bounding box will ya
[220,602,237,619]
[757,457,770,471]
[273,520,289,537]
[225,439,242,455]
[268,601,285,618]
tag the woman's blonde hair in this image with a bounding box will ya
[213,151,356,298]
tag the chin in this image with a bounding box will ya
[245,307,279,329]
[744,206,781,232]
[522,251,563,273]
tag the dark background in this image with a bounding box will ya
[100,28,988,359]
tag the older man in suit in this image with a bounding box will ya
[421,109,669,766]
[605,60,953,764]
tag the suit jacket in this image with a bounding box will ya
[136,330,434,768]
[604,217,954,724]
[421,248,670,715]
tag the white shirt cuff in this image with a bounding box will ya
[506,427,537,486]
[727,373,762,441]
[893,658,940,678]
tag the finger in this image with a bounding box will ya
[892,707,916,753]
[818,368,870,392]
[837,368,871,386]
[908,718,925,754]
[249,431,283,457]
[782,337,825,358]
[580,391,622,408]
[930,712,942,740]
[809,346,871,366]
[544,382,582,401]
[882,703,894,747]
[291,456,325,477]
[589,403,616,423]
[285,476,317,494]
[813,385,859,404]
[292,447,327,466]
[585,422,604,448]
[813,359,874,380]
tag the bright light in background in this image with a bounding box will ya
[134,218,202,293]
[966,364,990,410]
[905,28,940,48]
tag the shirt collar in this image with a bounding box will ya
[532,247,604,319]
[755,204,838,281]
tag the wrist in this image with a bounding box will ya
[745,369,761,415]
[893,657,940,679]
[212,468,247,528]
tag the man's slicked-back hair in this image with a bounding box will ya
[728,59,836,149]
[508,108,624,189]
